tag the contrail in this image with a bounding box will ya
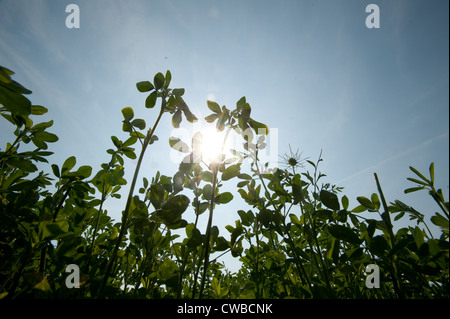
[337,132,449,184]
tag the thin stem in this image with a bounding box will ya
[254,151,311,291]
[198,166,218,299]
[98,100,166,298]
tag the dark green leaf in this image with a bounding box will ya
[216,192,233,204]
[51,164,60,178]
[164,70,172,88]
[145,91,158,108]
[248,119,269,135]
[241,103,251,123]
[172,88,185,97]
[33,131,58,143]
[222,164,240,181]
[320,190,340,211]
[154,72,165,90]
[0,86,32,116]
[203,184,213,201]
[431,213,449,230]
[136,81,154,92]
[341,195,349,211]
[404,186,425,194]
[357,196,375,210]
[6,157,37,172]
[328,224,361,245]
[131,118,146,130]
[149,183,165,209]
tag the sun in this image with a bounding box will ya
[196,126,234,166]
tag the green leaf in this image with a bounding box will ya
[169,137,189,153]
[406,177,429,186]
[236,96,246,110]
[154,72,165,90]
[131,118,146,130]
[144,91,157,108]
[222,164,240,181]
[157,195,190,225]
[241,103,251,123]
[0,74,31,94]
[341,195,349,211]
[33,277,52,292]
[404,186,425,194]
[33,131,58,143]
[431,213,449,231]
[164,70,172,88]
[62,156,76,174]
[75,165,92,179]
[357,196,375,210]
[180,105,198,123]
[320,190,340,211]
[328,224,361,245]
[429,162,435,186]
[51,164,60,178]
[413,226,425,249]
[203,184,214,201]
[172,88,184,97]
[369,235,389,256]
[409,166,431,185]
[207,100,221,113]
[248,119,269,135]
[237,173,252,180]
[6,157,37,172]
[40,220,69,240]
[149,183,165,209]
[205,113,219,123]
[122,107,134,121]
[122,121,133,133]
[30,105,48,115]
[0,86,32,116]
[216,192,233,204]
[136,81,154,92]
[172,109,182,128]
[371,193,381,210]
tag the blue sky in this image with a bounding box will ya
[1,0,448,271]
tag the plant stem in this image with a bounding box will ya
[254,153,311,290]
[98,100,166,298]
[374,173,405,299]
[198,166,218,299]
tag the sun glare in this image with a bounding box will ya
[197,126,233,165]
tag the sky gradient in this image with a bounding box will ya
[1,0,448,271]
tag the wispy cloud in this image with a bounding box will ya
[337,132,449,184]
